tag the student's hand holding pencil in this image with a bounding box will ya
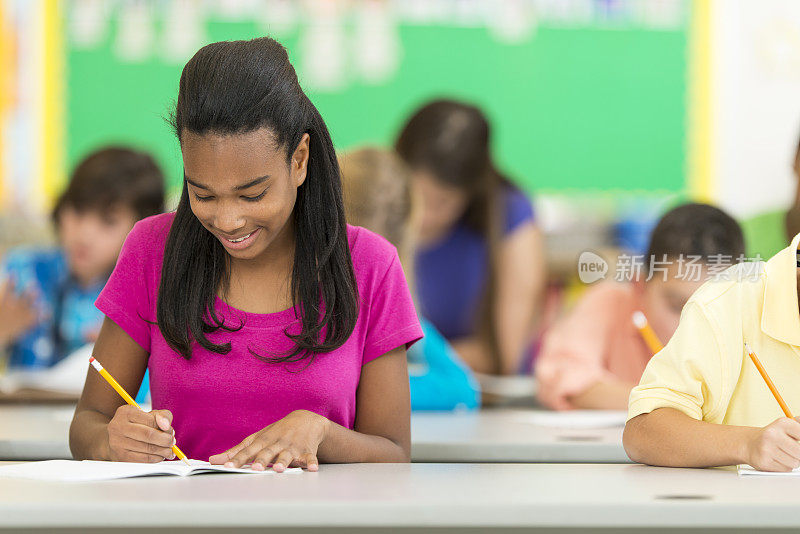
[209,410,329,472]
[744,417,800,472]
[106,405,178,463]
[743,343,800,472]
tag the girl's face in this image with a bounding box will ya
[411,169,469,243]
[181,128,309,263]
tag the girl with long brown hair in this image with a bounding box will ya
[396,99,546,375]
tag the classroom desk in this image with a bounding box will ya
[410,410,629,463]
[1,462,800,533]
[0,406,629,463]
[0,404,73,460]
[0,389,79,404]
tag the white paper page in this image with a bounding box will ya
[177,459,302,476]
[738,465,800,476]
[513,410,628,429]
[0,459,300,482]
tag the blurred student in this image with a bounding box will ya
[624,222,800,472]
[0,147,165,374]
[536,203,744,411]
[340,147,480,411]
[396,99,546,375]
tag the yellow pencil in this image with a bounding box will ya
[89,356,191,465]
[632,311,664,355]
[745,343,794,419]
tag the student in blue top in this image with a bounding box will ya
[340,147,480,410]
[0,147,165,401]
[395,100,546,376]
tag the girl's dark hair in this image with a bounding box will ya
[53,147,165,224]
[158,37,358,363]
[395,99,508,232]
[395,99,507,373]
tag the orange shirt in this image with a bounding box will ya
[535,281,653,410]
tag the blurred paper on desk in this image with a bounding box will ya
[0,344,92,395]
[513,410,627,429]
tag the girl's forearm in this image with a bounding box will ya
[69,409,113,461]
[623,407,756,467]
[318,421,409,463]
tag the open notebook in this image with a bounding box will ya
[738,465,800,476]
[0,459,302,482]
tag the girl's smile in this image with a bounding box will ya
[216,227,261,250]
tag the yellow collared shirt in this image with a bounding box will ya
[628,233,800,427]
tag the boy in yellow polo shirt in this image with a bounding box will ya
[624,232,800,472]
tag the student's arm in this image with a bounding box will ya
[535,283,625,410]
[624,408,800,471]
[452,221,545,375]
[70,317,175,462]
[625,294,800,471]
[209,346,410,471]
[568,379,637,410]
[323,345,411,461]
[494,221,546,374]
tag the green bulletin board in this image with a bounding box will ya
[66,7,688,196]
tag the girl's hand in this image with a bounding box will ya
[209,410,330,472]
[745,417,800,472]
[106,405,176,463]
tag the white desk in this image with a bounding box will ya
[0,406,628,463]
[0,462,799,532]
[0,404,73,460]
[411,410,629,463]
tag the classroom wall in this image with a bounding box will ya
[5,0,798,231]
[0,0,64,215]
[711,0,800,219]
[1,0,690,218]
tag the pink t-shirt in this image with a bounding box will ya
[535,281,653,410]
[96,213,423,461]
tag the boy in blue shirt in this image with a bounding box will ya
[0,147,164,400]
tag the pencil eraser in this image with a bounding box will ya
[89,356,95,363]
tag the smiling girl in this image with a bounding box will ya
[69,37,422,471]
